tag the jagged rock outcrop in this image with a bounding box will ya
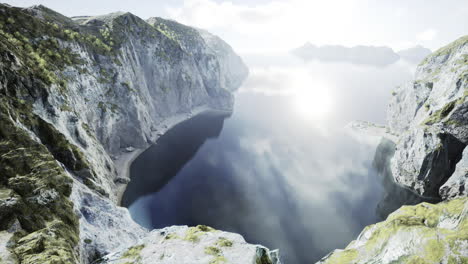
[351,36,468,199]
[0,4,276,264]
[339,36,468,264]
[387,35,468,198]
[318,197,468,264]
[102,225,280,264]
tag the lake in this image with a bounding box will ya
[122,54,429,263]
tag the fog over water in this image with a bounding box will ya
[124,54,420,263]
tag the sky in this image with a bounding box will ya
[2,0,467,53]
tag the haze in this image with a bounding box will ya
[3,0,468,53]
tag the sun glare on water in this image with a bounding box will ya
[292,80,333,121]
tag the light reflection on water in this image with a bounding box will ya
[124,55,421,263]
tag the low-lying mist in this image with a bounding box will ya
[125,53,420,263]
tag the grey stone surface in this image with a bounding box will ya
[346,36,467,200]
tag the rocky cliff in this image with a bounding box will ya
[0,4,281,264]
[2,3,466,264]
[323,36,468,263]
[387,35,468,199]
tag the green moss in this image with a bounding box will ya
[406,256,430,264]
[388,202,443,228]
[422,100,457,125]
[205,246,221,256]
[97,68,114,84]
[113,57,122,66]
[420,35,468,66]
[0,97,80,263]
[453,54,468,70]
[0,3,131,95]
[121,244,144,259]
[423,239,445,263]
[216,237,233,247]
[121,82,137,93]
[321,198,467,264]
[109,103,119,114]
[59,104,73,112]
[152,22,178,43]
[148,17,201,48]
[184,225,215,243]
[209,256,227,264]
[81,123,95,139]
[120,244,144,264]
[164,233,179,240]
[98,101,107,113]
[0,11,84,88]
[321,249,358,264]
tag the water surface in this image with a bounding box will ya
[123,55,425,263]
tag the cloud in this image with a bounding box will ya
[164,0,468,53]
[417,28,438,41]
[165,0,362,52]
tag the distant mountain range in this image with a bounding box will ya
[292,43,431,66]
[397,45,433,63]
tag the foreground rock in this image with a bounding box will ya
[103,225,280,264]
[318,197,468,264]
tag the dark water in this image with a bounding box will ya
[122,57,428,263]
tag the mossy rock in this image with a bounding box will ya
[319,198,468,264]
[184,225,215,243]
[0,40,79,263]
[420,35,468,66]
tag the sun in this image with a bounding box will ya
[293,86,333,120]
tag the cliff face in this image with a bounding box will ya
[322,36,468,264]
[387,35,468,199]
[0,4,280,264]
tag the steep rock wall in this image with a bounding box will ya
[333,36,468,264]
[0,4,269,264]
[386,35,468,198]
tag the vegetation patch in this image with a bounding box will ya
[164,233,179,240]
[320,198,467,264]
[205,246,221,256]
[121,81,137,93]
[420,35,468,66]
[0,98,79,263]
[422,100,457,125]
[216,237,233,247]
[120,244,144,263]
[209,256,227,264]
[184,225,215,243]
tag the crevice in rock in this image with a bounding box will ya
[417,133,466,197]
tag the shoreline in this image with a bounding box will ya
[114,105,232,206]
